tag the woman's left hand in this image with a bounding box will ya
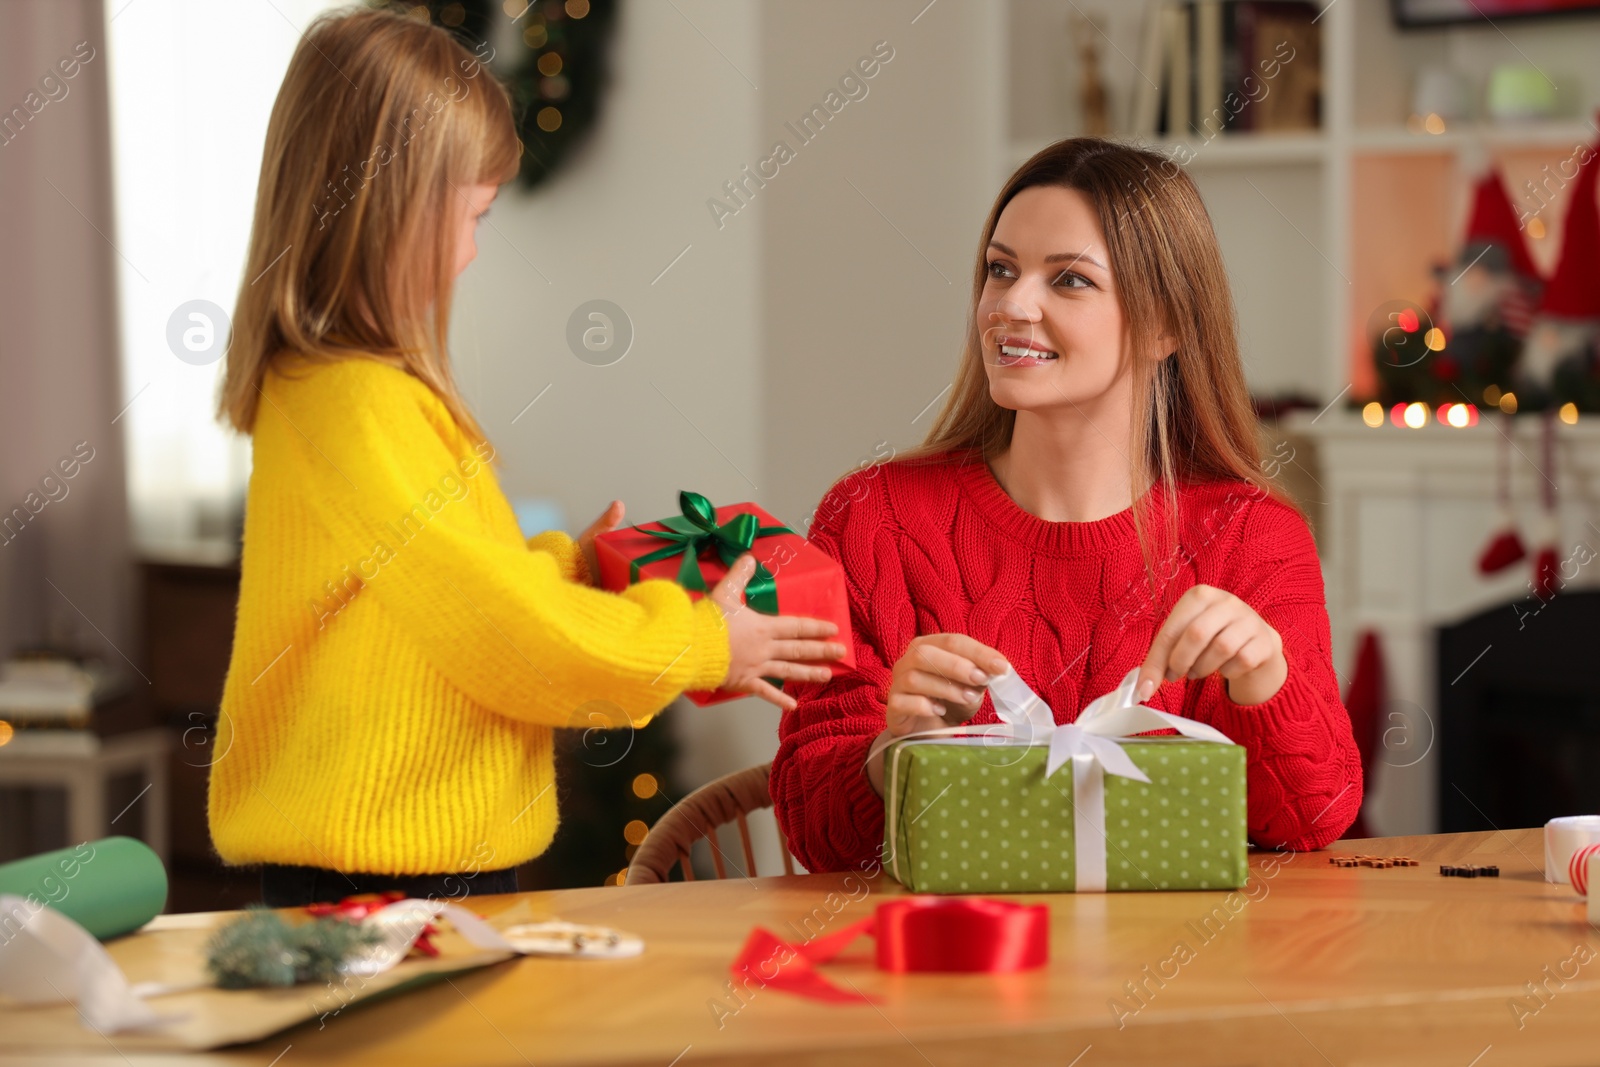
[1135,584,1287,707]
[578,500,625,586]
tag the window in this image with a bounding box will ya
[105,0,344,552]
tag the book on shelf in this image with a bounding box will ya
[1162,3,1191,138]
[1130,1,1322,141]
[1197,1,1224,135]
[0,657,131,730]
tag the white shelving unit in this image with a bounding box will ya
[1011,129,1330,169]
[1348,118,1599,154]
[1004,0,1600,406]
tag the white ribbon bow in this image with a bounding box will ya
[875,668,1236,892]
[0,894,166,1033]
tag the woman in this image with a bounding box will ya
[772,138,1362,874]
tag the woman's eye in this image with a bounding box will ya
[986,260,1014,279]
[1053,271,1090,289]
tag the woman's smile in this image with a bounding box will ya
[994,333,1059,367]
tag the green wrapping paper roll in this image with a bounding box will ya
[0,836,167,939]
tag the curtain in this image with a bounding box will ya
[0,0,132,666]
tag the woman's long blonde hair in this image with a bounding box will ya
[219,6,520,442]
[909,137,1291,558]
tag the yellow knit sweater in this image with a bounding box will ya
[208,356,730,875]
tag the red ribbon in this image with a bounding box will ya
[729,896,1049,1003]
[306,891,442,957]
[1571,843,1600,896]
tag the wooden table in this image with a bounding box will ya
[5,828,1599,1066]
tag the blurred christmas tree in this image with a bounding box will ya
[1370,303,1518,410]
[368,0,617,190]
[517,700,681,889]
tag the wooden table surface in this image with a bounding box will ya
[5,828,1598,1067]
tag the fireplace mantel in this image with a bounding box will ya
[1282,409,1600,836]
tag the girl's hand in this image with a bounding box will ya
[1136,584,1286,707]
[866,634,1010,796]
[578,500,625,586]
[710,555,847,712]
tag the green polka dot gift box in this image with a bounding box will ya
[877,668,1248,894]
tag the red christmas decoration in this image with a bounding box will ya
[306,891,442,958]
[1463,170,1543,284]
[1477,416,1526,575]
[1521,131,1600,390]
[1533,545,1562,601]
[1530,412,1562,601]
[1536,146,1600,321]
[1438,168,1542,341]
[1479,528,1528,574]
[1341,631,1386,840]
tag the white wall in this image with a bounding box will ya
[761,0,1006,526]
[456,2,763,531]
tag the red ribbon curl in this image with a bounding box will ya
[729,896,1049,1003]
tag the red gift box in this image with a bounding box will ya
[594,491,855,705]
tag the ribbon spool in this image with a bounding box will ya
[1569,843,1600,897]
[729,896,1049,1003]
[1544,815,1600,884]
[873,896,1049,974]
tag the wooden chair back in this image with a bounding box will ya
[625,762,795,884]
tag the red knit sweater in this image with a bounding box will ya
[773,455,1363,873]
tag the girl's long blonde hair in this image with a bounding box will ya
[220,6,520,443]
[908,137,1292,560]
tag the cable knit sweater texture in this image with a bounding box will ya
[773,456,1363,873]
[208,357,729,875]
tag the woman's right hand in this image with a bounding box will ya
[886,633,1010,736]
[710,555,848,712]
[867,634,1010,795]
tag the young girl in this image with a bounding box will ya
[211,9,843,906]
[773,138,1363,873]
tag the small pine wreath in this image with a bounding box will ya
[370,0,617,190]
[205,908,381,989]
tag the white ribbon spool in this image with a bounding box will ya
[1543,815,1600,885]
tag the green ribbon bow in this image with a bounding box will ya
[628,491,793,616]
